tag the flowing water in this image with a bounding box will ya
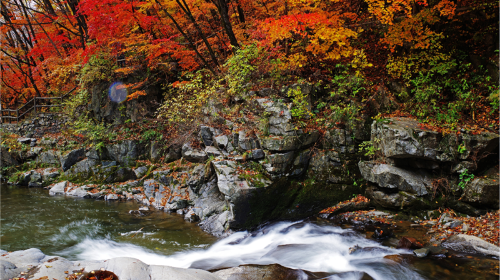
[1,185,498,280]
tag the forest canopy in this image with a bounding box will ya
[1,0,498,130]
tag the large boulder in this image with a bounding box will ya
[49,181,68,195]
[442,234,500,257]
[365,186,426,209]
[461,177,499,209]
[60,148,85,171]
[359,161,432,196]
[64,158,99,181]
[371,118,499,163]
[37,150,61,165]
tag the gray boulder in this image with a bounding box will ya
[64,158,98,180]
[442,234,500,257]
[41,168,59,181]
[263,151,295,177]
[107,140,139,166]
[366,186,421,209]
[17,137,35,144]
[259,131,319,152]
[205,146,222,157]
[113,167,137,183]
[182,143,208,163]
[254,98,294,135]
[371,118,499,162]
[150,141,162,162]
[28,171,43,187]
[37,150,61,165]
[66,186,91,198]
[60,148,85,171]
[359,161,431,196]
[49,181,68,195]
[461,177,499,208]
[134,166,149,178]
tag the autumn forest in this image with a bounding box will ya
[1,0,499,131]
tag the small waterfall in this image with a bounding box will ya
[62,221,424,280]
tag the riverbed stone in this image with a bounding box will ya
[413,248,430,258]
[66,186,91,198]
[442,234,500,257]
[359,161,431,196]
[60,148,85,171]
[213,264,312,280]
[49,181,68,195]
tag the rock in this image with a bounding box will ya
[251,149,265,160]
[105,194,120,200]
[182,143,208,163]
[264,151,295,176]
[49,181,68,195]
[359,161,431,196]
[254,98,294,135]
[365,186,422,209]
[66,186,91,198]
[205,146,222,157]
[397,237,423,249]
[39,137,57,147]
[200,126,215,146]
[213,264,312,280]
[37,150,61,165]
[86,146,110,161]
[27,147,43,158]
[184,208,200,222]
[164,144,182,163]
[199,210,232,237]
[41,168,59,181]
[371,118,499,162]
[60,148,85,171]
[150,141,162,162]
[134,166,149,178]
[461,177,499,208]
[64,158,99,180]
[17,137,35,144]
[446,200,484,217]
[107,140,140,166]
[413,248,430,258]
[113,167,137,183]
[0,260,23,280]
[372,228,393,240]
[28,171,43,187]
[259,131,319,152]
[0,147,19,167]
[0,248,53,273]
[442,234,500,257]
[214,135,229,149]
[238,131,260,150]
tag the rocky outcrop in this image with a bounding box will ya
[360,118,499,212]
[107,140,141,166]
[182,143,208,163]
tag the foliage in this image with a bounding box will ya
[458,169,474,190]
[359,140,381,158]
[287,87,313,120]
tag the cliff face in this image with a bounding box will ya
[2,84,499,237]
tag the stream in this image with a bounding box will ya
[1,185,498,280]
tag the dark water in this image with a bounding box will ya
[1,185,498,280]
[0,185,217,259]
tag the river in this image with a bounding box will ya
[1,185,498,280]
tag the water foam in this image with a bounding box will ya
[61,221,424,280]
